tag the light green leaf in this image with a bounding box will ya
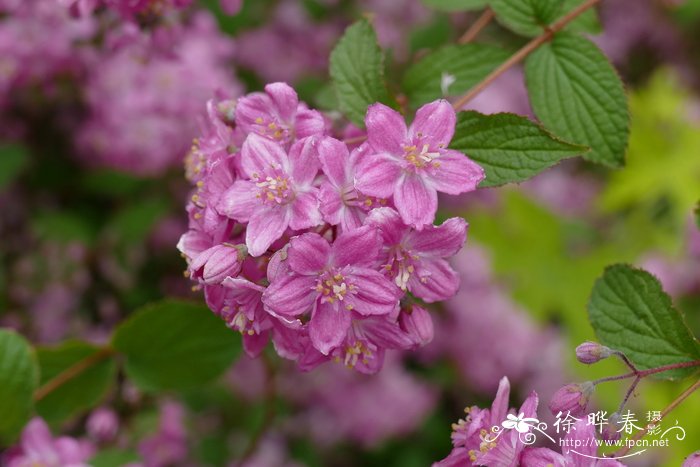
[0,144,29,189]
[402,43,509,107]
[421,0,488,11]
[491,0,562,36]
[525,33,629,167]
[0,329,38,444]
[450,111,588,187]
[35,341,116,424]
[588,264,700,380]
[329,20,390,127]
[559,0,601,33]
[112,300,240,391]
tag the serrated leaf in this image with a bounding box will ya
[112,300,240,391]
[35,341,116,424]
[329,20,390,127]
[491,0,563,36]
[420,0,488,11]
[450,111,588,187]
[525,33,629,168]
[402,43,509,108]
[588,264,700,380]
[0,329,38,444]
[0,144,29,189]
[560,0,601,33]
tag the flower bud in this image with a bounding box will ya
[399,305,434,348]
[189,243,246,284]
[601,412,621,443]
[86,407,119,442]
[575,341,613,364]
[683,451,700,467]
[548,382,594,417]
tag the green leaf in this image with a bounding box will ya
[559,0,601,33]
[402,43,509,107]
[108,198,169,244]
[32,211,96,245]
[420,0,488,11]
[491,0,562,36]
[329,20,390,127]
[112,300,240,391]
[35,341,116,424]
[450,111,588,187]
[588,264,700,380]
[90,449,141,467]
[0,329,38,444]
[525,33,629,168]
[0,144,29,189]
[695,202,700,230]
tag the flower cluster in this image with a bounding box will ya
[434,377,627,467]
[59,0,241,19]
[178,82,484,373]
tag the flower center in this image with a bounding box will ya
[403,143,441,170]
[333,339,375,368]
[340,183,385,211]
[315,269,356,308]
[221,305,257,336]
[253,170,293,205]
[383,246,423,290]
[253,116,291,143]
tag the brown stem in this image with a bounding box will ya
[614,378,700,457]
[34,347,115,401]
[458,7,495,45]
[593,360,700,385]
[451,0,603,110]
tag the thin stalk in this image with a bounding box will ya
[458,7,495,44]
[34,347,115,401]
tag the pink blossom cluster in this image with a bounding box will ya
[434,377,627,467]
[178,82,485,373]
[76,13,241,175]
[59,0,241,19]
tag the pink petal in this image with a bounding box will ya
[309,303,351,355]
[235,92,269,132]
[345,269,400,316]
[393,174,437,227]
[243,332,269,358]
[289,190,322,231]
[408,100,456,147]
[240,133,288,178]
[408,217,467,257]
[263,273,317,316]
[409,258,460,302]
[289,137,320,186]
[520,448,566,467]
[365,103,407,155]
[364,207,407,245]
[53,438,93,464]
[428,149,485,195]
[295,108,326,139]
[288,233,331,274]
[264,82,298,123]
[318,136,350,187]
[490,376,511,427]
[331,225,381,268]
[176,229,212,260]
[319,183,344,226]
[354,154,401,198]
[360,316,414,349]
[245,208,290,257]
[220,0,242,15]
[21,418,58,462]
[217,180,258,222]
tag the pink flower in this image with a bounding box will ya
[86,407,119,442]
[317,138,385,232]
[434,377,539,467]
[139,401,188,467]
[521,419,626,466]
[399,304,434,348]
[4,418,94,467]
[548,382,595,418]
[355,100,484,227]
[218,134,323,257]
[188,243,246,285]
[262,226,402,355]
[366,207,466,302]
[235,82,325,147]
[684,451,700,467]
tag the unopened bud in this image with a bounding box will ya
[575,341,613,364]
[189,243,245,284]
[86,407,119,442]
[683,451,700,467]
[399,305,434,348]
[548,382,595,417]
[601,412,622,442]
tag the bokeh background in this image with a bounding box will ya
[1,0,699,465]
